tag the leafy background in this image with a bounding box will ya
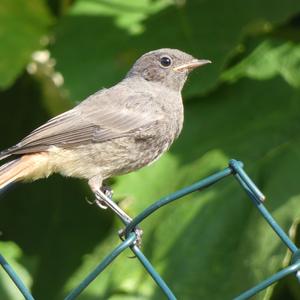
[0,0,300,299]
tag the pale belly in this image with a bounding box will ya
[47,135,172,180]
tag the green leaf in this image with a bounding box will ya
[70,0,171,35]
[0,0,52,89]
[222,39,300,88]
[51,0,300,102]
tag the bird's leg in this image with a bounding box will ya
[95,188,132,224]
[96,189,143,248]
[88,177,143,247]
[93,185,113,209]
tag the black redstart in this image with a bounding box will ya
[0,48,211,224]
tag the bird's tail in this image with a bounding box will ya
[0,158,27,190]
[0,154,49,191]
[0,146,16,161]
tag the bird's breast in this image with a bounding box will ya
[48,89,184,180]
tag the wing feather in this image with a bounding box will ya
[3,88,162,156]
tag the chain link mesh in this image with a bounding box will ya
[1,159,299,300]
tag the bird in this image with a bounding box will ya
[0,48,211,225]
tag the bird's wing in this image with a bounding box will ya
[2,89,162,156]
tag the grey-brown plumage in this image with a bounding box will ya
[0,49,210,217]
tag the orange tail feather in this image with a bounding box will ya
[0,154,50,191]
[0,158,27,190]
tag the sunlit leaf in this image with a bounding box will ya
[0,0,52,89]
[222,39,300,88]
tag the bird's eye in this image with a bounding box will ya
[160,56,172,67]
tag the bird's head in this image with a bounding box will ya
[126,48,211,91]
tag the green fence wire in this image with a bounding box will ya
[1,159,300,299]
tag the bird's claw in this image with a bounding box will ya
[94,185,114,210]
[102,185,114,199]
[95,198,108,209]
[118,227,143,249]
[85,196,95,205]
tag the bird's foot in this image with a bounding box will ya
[95,185,114,209]
[94,188,133,224]
[93,187,144,249]
[119,227,143,249]
[102,185,114,199]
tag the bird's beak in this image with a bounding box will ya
[173,59,212,72]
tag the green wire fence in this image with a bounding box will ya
[1,159,300,299]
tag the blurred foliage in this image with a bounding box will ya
[0,0,300,299]
[222,38,300,87]
[0,0,52,88]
